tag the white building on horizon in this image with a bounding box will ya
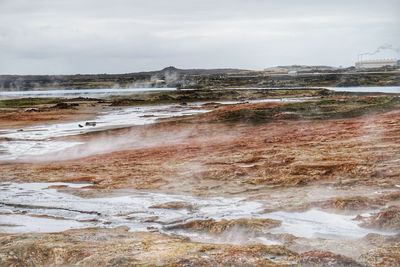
[355,58,399,69]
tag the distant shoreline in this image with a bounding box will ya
[1,67,399,91]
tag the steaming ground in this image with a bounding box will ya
[0,92,400,266]
[0,181,397,260]
[0,103,208,161]
[0,97,311,162]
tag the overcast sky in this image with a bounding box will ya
[0,0,399,74]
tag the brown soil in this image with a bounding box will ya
[0,103,103,129]
[3,227,395,266]
[1,108,399,198]
[0,227,297,266]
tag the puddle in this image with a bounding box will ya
[195,97,315,106]
[324,86,400,94]
[266,209,386,239]
[0,214,87,233]
[0,140,83,161]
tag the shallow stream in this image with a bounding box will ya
[0,182,395,244]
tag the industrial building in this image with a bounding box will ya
[355,59,400,69]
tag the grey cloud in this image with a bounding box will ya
[0,0,399,74]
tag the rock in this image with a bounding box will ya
[360,206,400,231]
[381,191,400,201]
[141,216,159,223]
[149,201,197,211]
[315,196,384,211]
[24,108,39,112]
[166,218,281,234]
[53,102,79,109]
[299,250,364,267]
[361,233,400,246]
[85,122,96,127]
[47,185,68,189]
[146,226,159,232]
[359,246,400,267]
[201,102,222,108]
[54,102,70,109]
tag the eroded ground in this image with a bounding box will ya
[0,91,399,266]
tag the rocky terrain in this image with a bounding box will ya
[1,66,399,90]
[0,88,399,266]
